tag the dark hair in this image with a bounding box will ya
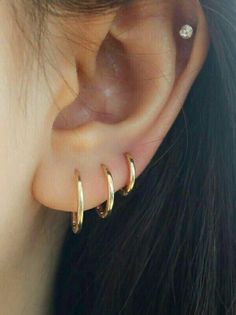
[29,0,133,16]
[31,0,236,314]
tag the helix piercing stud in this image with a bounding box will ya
[179,24,194,39]
[119,153,136,196]
[71,169,84,234]
[96,164,115,219]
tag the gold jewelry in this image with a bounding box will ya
[119,153,136,196]
[96,164,115,219]
[71,169,84,234]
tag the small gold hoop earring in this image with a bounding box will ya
[96,164,115,219]
[71,169,84,234]
[119,153,136,196]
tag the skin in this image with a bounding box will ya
[0,0,209,314]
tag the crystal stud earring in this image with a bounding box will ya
[179,24,194,39]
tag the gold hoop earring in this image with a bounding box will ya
[119,153,136,196]
[96,164,115,219]
[71,169,84,234]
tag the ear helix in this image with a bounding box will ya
[71,152,136,234]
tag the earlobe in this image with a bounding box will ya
[32,0,209,215]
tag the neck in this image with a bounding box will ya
[0,205,68,315]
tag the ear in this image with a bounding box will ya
[32,0,209,212]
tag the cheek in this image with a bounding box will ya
[0,2,76,265]
[0,72,55,268]
[0,3,37,216]
[0,101,37,266]
[0,3,62,271]
[0,48,53,268]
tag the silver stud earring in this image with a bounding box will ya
[179,24,194,39]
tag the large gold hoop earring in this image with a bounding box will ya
[96,164,115,219]
[71,169,84,234]
[119,153,136,196]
